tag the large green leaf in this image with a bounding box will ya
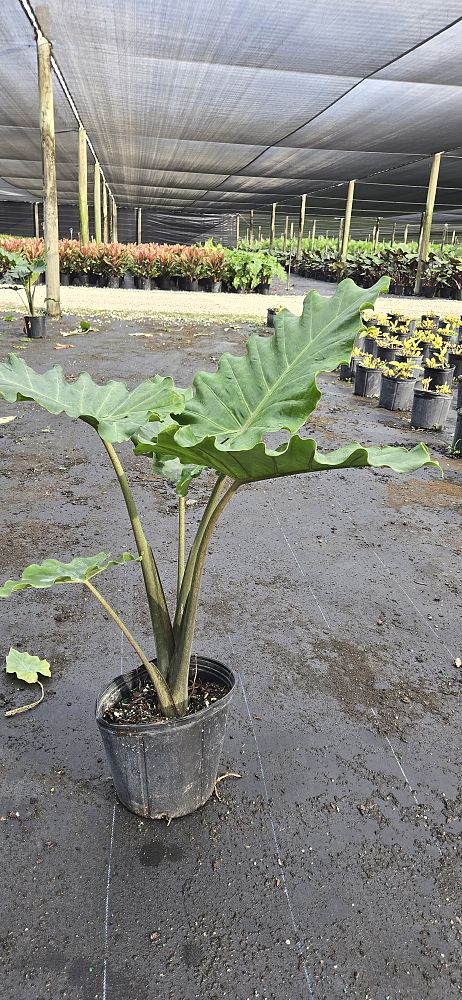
[0,551,137,597]
[174,277,389,451]
[0,354,186,442]
[136,423,438,484]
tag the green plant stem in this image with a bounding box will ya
[177,496,185,601]
[84,579,177,718]
[170,482,240,712]
[102,440,173,675]
[173,474,226,635]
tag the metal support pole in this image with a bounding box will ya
[414,152,442,294]
[340,180,355,260]
[137,207,142,244]
[296,194,306,260]
[33,202,40,238]
[441,223,448,248]
[451,229,456,245]
[283,214,289,252]
[102,184,109,242]
[78,126,89,245]
[36,31,60,317]
[93,160,101,243]
[391,222,396,245]
[337,217,344,253]
[258,225,262,241]
[249,210,254,244]
[403,224,409,244]
[311,219,317,244]
[112,199,118,242]
[269,202,277,253]
[235,214,240,247]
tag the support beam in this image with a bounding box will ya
[296,194,306,260]
[112,199,118,242]
[36,31,60,317]
[249,210,254,244]
[136,206,142,244]
[93,160,101,243]
[269,202,277,253]
[78,126,89,245]
[403,224,409,244]
[102,183,108,242]
[33,202,40,238]
[414,152,442,294]
[340,179,355,261]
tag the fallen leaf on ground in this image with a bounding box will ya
[454,657,462,669]
[54,343,75,350]
[0,415,16,425]
[128,332,154,338]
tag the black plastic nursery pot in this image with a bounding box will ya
[107,275,119,289]
[23,314,46,338]
[377,344,400,363]
[410,389,451,431]
[423,366,455,390]
[363,336,378,357]
[448,353,462,379]
[60,273,70,286]
[96,657,236,820]
[452,411,462,456]
[354,364,382,398]
[121,272,135,289]
[457,378,462,411]
[379,375,416,411]
[339,362,353,382]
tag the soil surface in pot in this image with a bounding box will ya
[104,672,228,724]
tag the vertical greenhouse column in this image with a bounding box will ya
[269,202,277,253]
[235,214,240,247]
[337,216,344,251]
[249,210,254,244]
[414,152,442,294]
[451,229,456,245]
[112,199,118,242]
[137,207,142,244]
[93,160,102,243]
[311,219,317,244]
[296,194,306,260]
[283,215,289,251]
[258,225,262,241]
[102,184,109,242]
[36,30,60,317]
[391,223,396,245]
[340,179,355,260]
[441,223,448,248]
[33,202,40,238]
[403,224,409,243]
[78,127,89,245]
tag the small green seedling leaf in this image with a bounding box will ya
[79,320,92,332]
[6,647,51,684]
[4,648,51,717]
[3,314,14,322]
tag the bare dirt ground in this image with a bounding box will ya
[0,309,460,1000]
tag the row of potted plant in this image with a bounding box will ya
[244,236,462,298]
[0,237,284,294]
[339,310,461,433]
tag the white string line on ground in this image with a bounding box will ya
[225,629,315,997]
[270,491,448,855]
[271,506,330,628]
[102,564,127,999]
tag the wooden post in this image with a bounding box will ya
[249,210,254,244]
[403,224,409,244]
[414,152,442,294]
[36,31,60,317]
[93,160,102,243]
[269,202,277,253]
[78,126,89,245]
[102,184,108,242]
[340,179,355,260]
[112,198,118,242]
[33,202,40,238]
[296,193,306,260]
[136,207,142,244]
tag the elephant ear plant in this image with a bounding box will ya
[0,278,438,818]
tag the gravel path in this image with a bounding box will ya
[0,277,461,321]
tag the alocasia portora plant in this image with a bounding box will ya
[0,278,438,717]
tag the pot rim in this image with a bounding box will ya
[95,656,236,736]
